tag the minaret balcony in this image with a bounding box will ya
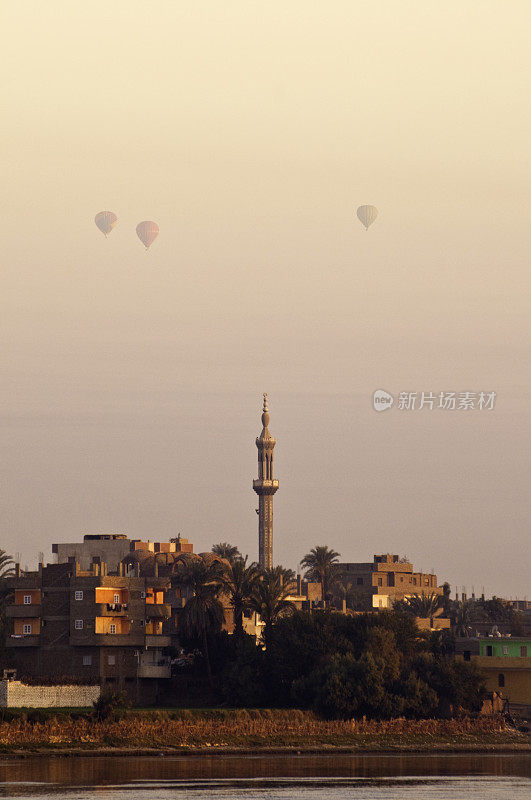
[253,479,279,495]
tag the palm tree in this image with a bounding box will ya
[223,556,261,636]
[0,550,15,579]
[249,566,296,643]
[441,582,451,615]
[0,551,15,650]
[172,557,225,686]
[212,542,241,565]
[452,599,476,637]
[479,596,516,630]
[300,545,340,604]
[401,592,441,618]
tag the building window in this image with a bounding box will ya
[23,595,32,605]
[140,591,146,599]
[23,624,32,635]
[378,578,383,586]
[114,594,120,604]
[502,646,509,655]
[486,645,493,657]
[520,646,528,657]
[498,673,505,688]
[108,655,116,666]
[75,590,83,600]
[357,577,363,586]
[109,624,116,634]
[83,655,92,666]
[463,651,471,661]
[413,578,416,585]
[400,577,404,583]
[75,619,83,630]
[378,599,383,608]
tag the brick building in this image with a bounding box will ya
[3,536,201,703]
[3,560,176,703]
[336,553,445,610]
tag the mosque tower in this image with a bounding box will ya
[253,393,279,570]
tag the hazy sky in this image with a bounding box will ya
[2,2,530,597]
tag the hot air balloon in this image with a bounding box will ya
[356,205,378,230]
[94,211,118,237]
[136,221,159,249]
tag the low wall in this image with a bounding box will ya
[0,680,100,708]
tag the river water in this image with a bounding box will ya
[0,753,529,799]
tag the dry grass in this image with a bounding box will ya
[0,709,523,753]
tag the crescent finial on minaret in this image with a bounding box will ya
[263,392,269,412]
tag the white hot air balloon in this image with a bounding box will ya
[94,211,118,237]
[136,221,159,249]
[356,205,378,230]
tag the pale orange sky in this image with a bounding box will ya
[1,2,530,596]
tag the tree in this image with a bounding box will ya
[442,582,452,615]
[452,599,476,637]
[0,550,14,579]
[300,545,340,603]
[479,596,520,632]
[212,542,241,565]
[0,551,14,653]
[172,557,226,687]
[397,592,441,618]
[223,556,261,636]
[250,566,296,643]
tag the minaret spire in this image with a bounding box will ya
[253,393,278,570]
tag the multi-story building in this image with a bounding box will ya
[2,534,240,702]
[52,533,194,572]
[336,553,445,610]
[455,636,531,707]
[3,556,183,703]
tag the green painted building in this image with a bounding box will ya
[479,638,529,658]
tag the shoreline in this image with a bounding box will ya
[2,740,531,759]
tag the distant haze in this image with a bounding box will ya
[1,2,529,597]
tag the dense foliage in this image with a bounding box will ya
[213,610,486,719]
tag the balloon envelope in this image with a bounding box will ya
[94,211,118,236]
[136,221,159,249]
[356,205,378,230]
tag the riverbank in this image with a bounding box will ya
[0,709,529,756]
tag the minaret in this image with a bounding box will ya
[253,393,279,570]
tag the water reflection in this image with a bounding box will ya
[0,754,529,798]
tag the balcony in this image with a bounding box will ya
[145,604,172,619]
[70,632,144,647]
[7,634,40,648]
[252,479,279,495]
[95,603,130,616]
[6,604,42,618]
[145,634,171,648]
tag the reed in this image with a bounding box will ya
[0,710,518,752]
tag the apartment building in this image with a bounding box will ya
[336,553,445,609]
[3,560,176,703]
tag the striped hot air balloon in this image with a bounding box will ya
[94,211,118,237]
[136,221,159,249]
[356,205,378,230]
